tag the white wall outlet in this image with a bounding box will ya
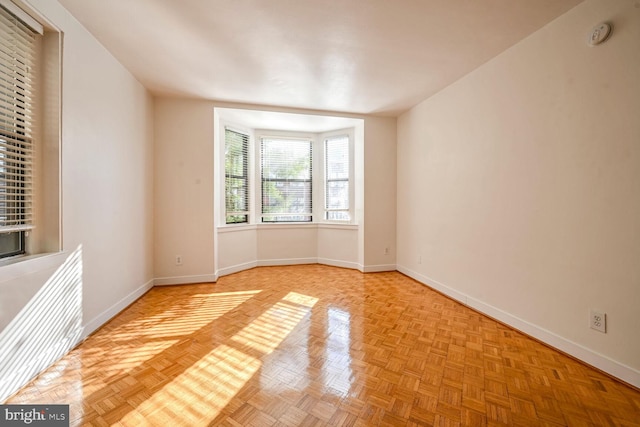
[418,254,422,264]
[175,255,183,266]
[384,247,389,255]
[590,309,606,333]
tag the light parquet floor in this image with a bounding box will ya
[6,265,640,426]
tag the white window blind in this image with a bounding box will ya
[0,5,36,234]
[261,137,312,222]
[224,129,249,224]
[325,135,349,221]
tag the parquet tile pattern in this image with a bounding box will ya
[5,265,640,426]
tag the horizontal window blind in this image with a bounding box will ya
[0,5,36,233]
[325,135,349,221]
[225,129,249,224]
[261,137,312,222]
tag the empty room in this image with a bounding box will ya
[0,0,638,425]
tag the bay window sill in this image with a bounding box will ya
[217,222,358,233]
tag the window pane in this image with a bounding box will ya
[261,138,312,222]
[326,136,348,180]
[325,136,349,221]
[225,129,249,224]
[326,211,349,221]
[0,231,24,258]
[326,180,348,210]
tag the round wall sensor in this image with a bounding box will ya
[587,23,611,46]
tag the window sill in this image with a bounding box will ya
[217,224,258,233]
[316,222,358,230]
[0,251,67,282]
[217,222,358,233]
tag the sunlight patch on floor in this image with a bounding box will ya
[123,344,261,425]
[231,292,318,355]
[107,290,262,340]
[119,292,318,425]
[87,290,261,377]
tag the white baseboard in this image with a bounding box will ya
[217,258,387,277]
[467,297,640,388]
[217,261,258,278]
[153,274,218,286]
[216,259,311,279]
[257,257,318,267]
[81,279,154,339]
[360,263,397,273]
[397,265,640,388]
[397,266,468,302]
[317,257,361,270]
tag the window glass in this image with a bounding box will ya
[224,129,249,224]
[261,138,312,222]
[325,135,349,221]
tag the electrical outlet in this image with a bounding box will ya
[175,255,183,266]
[418,255,422,264]
[384,247,389,255]
[590,309,606,333]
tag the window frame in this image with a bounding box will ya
[224,127,250,224]
[259,134,314,223]
[218,125,356,228]
[323,133,351,222]
[0,3,40,259]
[320,129,354,223]
[0,0,63,267]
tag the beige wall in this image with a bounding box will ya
[397,0,639,386]
[257,227,318,263]
[58,3,155,329]
[0,0,154,400]
[217,228,258,274]
[154,99,397,282]
[317,226,359,268]
[362,116,397,271]
[217,226,360,275]
[153,98,215,285]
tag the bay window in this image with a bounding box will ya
[221,125,353,225]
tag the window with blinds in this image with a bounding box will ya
[261,137,312,222]
[0,5,38,258]
[325,135,350,221]
[224,129,249,224]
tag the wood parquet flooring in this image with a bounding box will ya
[5,265,640,426]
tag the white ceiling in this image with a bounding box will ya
[216,108,362,133]
[58,0,583,116]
